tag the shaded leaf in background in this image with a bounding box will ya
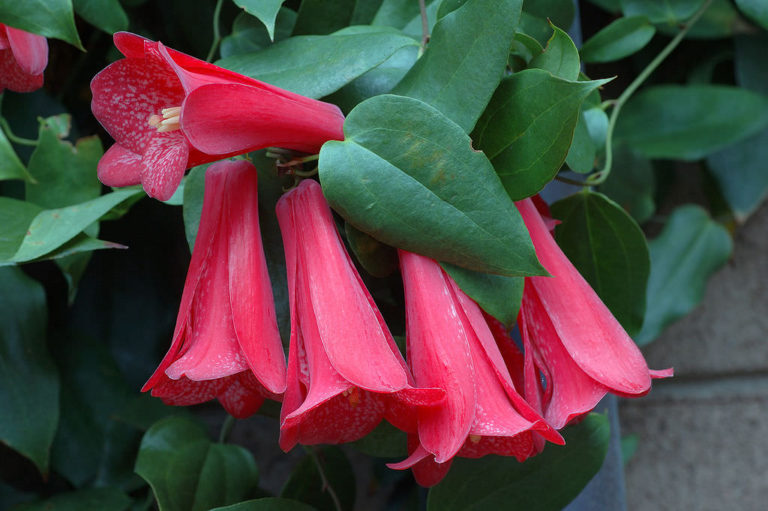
[217,27,418,99]
[0,267,59,475]
[281,447,355,511]
[349,420,407,458]
[707,34,768,221]
[345,222,397,278]
[211,498,318,511]
[580,16,655,63]
[566,109,598,174]
[49,332,147,489]
[220,9,297,58]
[135,416,259,511]
[426,414,610,511]
[292,0,355,35]
[14,488,131,511]
[233,0,286,40]
[441,263,524,327]
[635,205,732,345]
[615,85,768,160]
[0,0,83,49]
[734,0,768,30]
[529,22,580,81]
[598,145,656,223]
[620,0,705,24]
[657,0,742,39]
[473,69,609,200]
[523,0,575,28]
[0,197,42,260]
[393,0,523,133]
[73,0,129,34]
[551,191,650,336]
[319,94,544,277]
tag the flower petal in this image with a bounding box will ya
[517,198,652,395]
[5,25,47,75]
[139,131,189,201]
[97,144,142,187]
[521,285,609,429]
[0,48,43,92]
[182,83,344,155]
[221,161,287,395]
[90,57,184,155]
[400,250,475,463]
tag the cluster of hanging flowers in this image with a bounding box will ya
[91,32,671,487]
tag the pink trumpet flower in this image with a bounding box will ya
[143,160,286,418]
[389,251,563,487]
[0,24,47,93]
[515,197,672,430]
[90,32,345,201]
[276,180,443,452]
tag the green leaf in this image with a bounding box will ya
[0,197,41,260]
[182,164,208,251]
[0,267,59,475]
[372,0,434,28]
[598,145,656,223]
[217,28,418,98]
[281,447,355,511]
[735,33,768,96]
[580,16,655,63]
[233,0,285,40]
[615,85,768,160]
[211,498,317,511]
[220,9,297,58]
[292,0,355,35]
[620,0,706,24]
[345,222,398,278]
[319,94,544,277]
[658,0,741,39]
[589,0,622,13]
[393,0,523,133]
[26,117,103,209]
[427,414,610,511]
[635,205,732,345]
[522,0,576,29]
[10,189,141,263]
[735,0,768,29]
[621,434,639,465]
[14,488,131,511]
[73,0,129,33]
[565,109,598,174]
[529,22,580,81]
[136,416,259,511]
[473,70,610,200]
[550,191,650,336]
[0,0,83,49]
[0,127,30,181]
[441,263,523,327]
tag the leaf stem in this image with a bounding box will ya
[206,0,224,62]
[585,0,713,186]
[0,116,38,146]
[418,0,430,56]
[218,414,236,443]
[305,446,343,511]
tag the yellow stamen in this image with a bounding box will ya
[343,387,361,408]
[469,434,482,444]
[148,105,182,133]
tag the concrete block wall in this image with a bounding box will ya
[621,201,768,510]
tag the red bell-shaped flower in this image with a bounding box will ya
[515,197,672,429]
[389,251,562,487]
[142,160,286,418]
[90,32,345,201]
[0,24,47,93]
[276,180,443,452]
